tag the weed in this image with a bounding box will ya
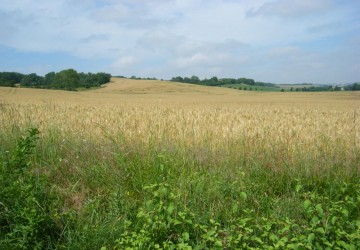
[0,128,60,249]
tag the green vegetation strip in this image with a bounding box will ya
[0,70,111,91]
[1,129,359,249]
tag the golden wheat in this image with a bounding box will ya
[1,78,359,173]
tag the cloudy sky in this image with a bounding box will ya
[1,0,359,84]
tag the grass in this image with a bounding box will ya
[0,78,360,248]
[221,83,281,91]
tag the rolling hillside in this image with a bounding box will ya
[1,77,358,108]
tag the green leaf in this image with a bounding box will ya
[341,209,349,217]
[304,199,312,210]
[336,240,348,248]
[331,216,337,225]
[311,216,320,226]
[315,204,324,217]
[308,233,315,243]
[173,219,181,225]
[160,186,168,196]
[215,240,222,247]
[182,232,190,241]
[269,233,278,242]
[295,184,302,192]
[356,220,360,228]
[287,243,298,249]
[232,203,238,214]
[315,227,325,234]
[146,200,153,209]
[167,203,175,215]
[324,242,333,247]
[240,192,247,201]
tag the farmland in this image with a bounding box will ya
[221,83,281,91]
[1,78,360,249]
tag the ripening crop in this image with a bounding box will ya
[1,78,359,176]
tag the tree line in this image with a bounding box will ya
[171,76,275,87]
[344,83,360,91]
[291,84,360,92]
[289,85,342,92]
[0,70,111,91]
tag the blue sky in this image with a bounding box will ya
[0,0,359,84]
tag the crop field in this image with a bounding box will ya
[1,78,360,249]
[221,83,281,91]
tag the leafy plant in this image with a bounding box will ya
[114,179,360,249]
[115,182,194,249]
[0,128,59,249]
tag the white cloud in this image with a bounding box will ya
[111,56,139,69]
[248,0,335,19]
[137,29,184,53]
[267,46,299,58]
[0,0,359,83]
[172,53,210,68]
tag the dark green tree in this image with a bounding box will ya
[352,83,360,91]
[20,73,44,87]
[171,76,184,82]
[54,69,79,90]
[0,72,25,87]
[190,75,200,84]
[44,72,56,87]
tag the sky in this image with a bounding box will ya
[0,0,359,84]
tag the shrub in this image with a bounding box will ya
[0,128,60,249]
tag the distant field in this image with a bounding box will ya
[0,77,356,105]
[278,84,319,90]
[1,78,359,248]
[221,83,281,91]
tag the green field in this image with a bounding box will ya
[221,83,281,92]
[278,84,322,90]
[1,79,359,249]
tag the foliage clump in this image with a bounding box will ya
[114,180,360,249]
[0,70,111,90]
[0,128,60,249]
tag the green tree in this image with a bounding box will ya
[44,72,56,87]
[190,75,200,84]
[210,76,218,82]
[238,78,255,85]
[171,76,184,82]
[352,83,360,91]
[54,69,79,90]
[182,77,190,83]
[0,72,24,87]
[20,73,44,87]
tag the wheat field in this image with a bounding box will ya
[1,78,359,175]
[1,78,359,176]
[1,77,359,159]
[1,78,360,248]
